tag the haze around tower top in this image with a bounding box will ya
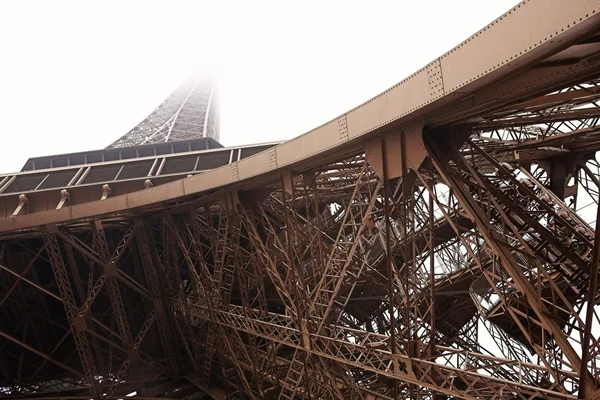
[0,0,520,174]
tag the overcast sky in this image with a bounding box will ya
[0,0,521,174]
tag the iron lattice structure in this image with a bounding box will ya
[2,2,600,399]
[107,75,219,148]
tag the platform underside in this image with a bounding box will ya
[2,2,600,399]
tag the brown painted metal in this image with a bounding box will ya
[3,1,600,399]
[0,140,280,218]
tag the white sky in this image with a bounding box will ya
[0,0,520,174]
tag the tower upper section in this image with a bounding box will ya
[106,75,219,148]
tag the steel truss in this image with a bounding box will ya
[2,77,600,399]
[3,6,600,400]
[107,75,219,148]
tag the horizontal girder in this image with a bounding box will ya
[3,2,600,399]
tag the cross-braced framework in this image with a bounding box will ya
[107,75,219,148]
[2,2,600,399]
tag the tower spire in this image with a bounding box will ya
[106,75,219,148]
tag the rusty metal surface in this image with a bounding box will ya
[1,0,599,234]
[2,1,600,399]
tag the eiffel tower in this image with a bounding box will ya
[2,2,600,399]
[107,75,220,148]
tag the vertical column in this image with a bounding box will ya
[43,227,102,399]
[134,220,178,375]
[91,222,137,370]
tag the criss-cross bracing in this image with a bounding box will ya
[107,75,219,148]
[2,1,600,399]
